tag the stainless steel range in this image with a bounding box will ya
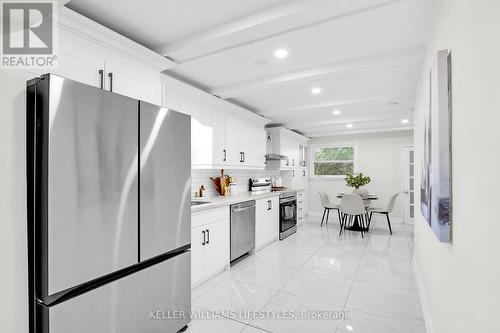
[279,191,297,240]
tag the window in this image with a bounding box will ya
[311,144,357,178]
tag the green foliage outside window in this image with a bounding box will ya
[313,146,355,176]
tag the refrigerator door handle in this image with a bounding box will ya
[202,230,206,245]
[108,72,113,92]
[98,69,104,89]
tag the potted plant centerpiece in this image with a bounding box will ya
[345,172,371,199]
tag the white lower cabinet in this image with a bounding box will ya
[297,191,307,225]
[255,196,280,251]
[191,207,230,287]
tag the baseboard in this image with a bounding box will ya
[412,256,434,333]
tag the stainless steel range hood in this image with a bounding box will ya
[265,153,289,161]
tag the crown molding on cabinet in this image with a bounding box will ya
[56,7,176,72]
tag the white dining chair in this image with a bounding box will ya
[339,193,368,237]
[318,190,341,227]
[367,193,399,235]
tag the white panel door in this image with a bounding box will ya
[401,146,415,224]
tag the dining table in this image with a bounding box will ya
[336,193,378,232]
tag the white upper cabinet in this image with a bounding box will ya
[31,9,171,105]
[225,113,266,168]
[225,113,248,165]
[245,126,267,167]
[162,76,269,169]
[104,53,161,105]
[266,127,309,171]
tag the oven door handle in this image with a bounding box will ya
[280,199,296,204]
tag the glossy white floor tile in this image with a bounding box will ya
[185,316,247,333]
[249,292,342,333]
[301,251,362,280]
[188,218,425,332]
[193,279,277,324]
[275,234,324,254]
[240,325,271,333]
[281,270,352,306]
[337,309,426,333]
[230,262,298,290]
[255,248,311,269]
[191,275,228,300]
[346,281,422,323]
[355,253,416,290]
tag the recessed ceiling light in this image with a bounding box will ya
[387,101,399,106]
[274,49,288,58]
[311,87,322,94]
[401,119,409,124]
[346,123,353,128]
[254,59,267,66]
[332,110,341,115]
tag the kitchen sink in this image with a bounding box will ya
[191,201,211,206]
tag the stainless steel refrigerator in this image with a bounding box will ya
[26,74,191,333]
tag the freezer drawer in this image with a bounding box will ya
[46,251,191,333]
[43,74,139,296]
[139,102,191,261]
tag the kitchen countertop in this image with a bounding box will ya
[191,191,281,213]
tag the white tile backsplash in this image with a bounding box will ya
[192,169,280,198]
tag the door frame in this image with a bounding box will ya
[400,144,415,224]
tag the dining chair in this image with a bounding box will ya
[339,193,368,237]
[318,190,341,227]
[367,193,399,235]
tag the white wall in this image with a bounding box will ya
[413,1,500,332]
[308,131,413,221]
[0,70,32,333]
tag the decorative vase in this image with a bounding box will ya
[352,187,369,199]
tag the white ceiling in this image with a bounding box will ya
[66,0,433,136]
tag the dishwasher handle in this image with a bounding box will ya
[232,206,254,213]
[231,200,255,212]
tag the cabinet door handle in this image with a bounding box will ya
[286,159,289,166]
[202,230,206,245]
[223,149,227,162]
[240,152,244,162]
[303,170,306,177]
[292,170,295,177]
[242,152,245,162]
[292,159,295,166]
[206,229,210,244]
[267,200,272,211]
[98,69,104,89]
[108,72,113,92]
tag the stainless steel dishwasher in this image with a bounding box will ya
[230,200,256,262]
